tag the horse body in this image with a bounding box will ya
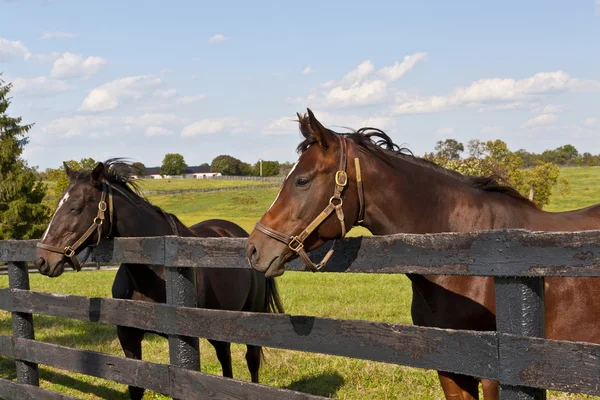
[35,161,283,400]
[246,109,600,400]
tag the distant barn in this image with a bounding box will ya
[131,165,222,180]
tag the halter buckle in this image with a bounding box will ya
[288,236,304,252]
[98,201,107,212]
[64,246,75,258]
[93,217,103,225]
[335,171,348,187]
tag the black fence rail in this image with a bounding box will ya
[0,230,599,399]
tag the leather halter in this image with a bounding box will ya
[37,180,114,272]
[255,135,365,272]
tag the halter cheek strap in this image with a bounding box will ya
[36,181,114,272]
[255,135,365,272]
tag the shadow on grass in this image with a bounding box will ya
[40,369,127,399]
[285,372,344,398]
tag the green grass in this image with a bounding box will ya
[135,178,278,191]
[546,166,600,212]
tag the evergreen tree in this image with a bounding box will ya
[0,75,49,239]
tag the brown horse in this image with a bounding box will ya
[34,159,284,400]
[245,109,600,400]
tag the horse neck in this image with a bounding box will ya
[356,151,530,234]
[111,187,194,238]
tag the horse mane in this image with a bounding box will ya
[296,115,537,209]
[78,158,189,227]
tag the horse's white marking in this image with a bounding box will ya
[267,161,298,211]
[42,191,70,240]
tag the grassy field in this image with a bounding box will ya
[135,178,279,191]
[545,166,600,212]
[2,166,598,399]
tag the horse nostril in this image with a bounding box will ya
[34,257,46,271]
[246,243,258,265]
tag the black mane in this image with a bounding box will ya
[297,126,537,208]
[78,158,185,224]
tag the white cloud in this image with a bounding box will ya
[294,53,427,109]
[262,117,297,135]
[145,126,174,136]
[153,88,177,99]
[302,66,313,75]
[11,76,70,97]
[541,104,562,113]
[208,34,226,44]
[182,117,253,137]
[41,32,79,40]
[481,125,505,135]
[41,112,185,139]
[79,75,161,112]
[436,127,454,136]
[394,71,600,115]
[521,113,558,129]
[0,37,30,62]
[476,102,536,112]
[584,117,598,126]
[377,52,428,82]
[50,52,107,80]
[177,94,207,104]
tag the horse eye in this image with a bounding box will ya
[70,208,82,214]
[295,177,310,187]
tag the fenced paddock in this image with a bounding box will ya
[0,230,599,399]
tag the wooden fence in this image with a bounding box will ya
[0,230,600,399]
[139,183,280,196]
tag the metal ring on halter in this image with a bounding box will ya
[98,201,107,212]
[64,246,75,257]
[93,217,103,225]
[329,196,343,207]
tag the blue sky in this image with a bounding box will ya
[1,0,599,170]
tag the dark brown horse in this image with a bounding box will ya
[245,109,600,400]
[34,159,284,400]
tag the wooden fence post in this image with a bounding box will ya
[166,265,200,398]
[494,277,546,400]
[8,261,39,386]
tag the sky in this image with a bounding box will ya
[1,0,599,170]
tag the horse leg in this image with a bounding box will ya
[481,378,499,400]
[209,339,233,378]
[438,371,479,400]
[245,345,262,383]
[117,325,145,400]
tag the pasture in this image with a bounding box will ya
[2,166,599,399]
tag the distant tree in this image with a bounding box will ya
[278,161,295,177]
[0,76,50,239]
[239,162,253,176]
[252,160,280,176]
[541,144,579,165]
[435,139,464,160]
[46,158,98,197]
[131,162,147,176]
[161,153,187,175]
[467,139,487,158]
[211,155,243,175]
[199,163,210,168]
[514,149,538,168]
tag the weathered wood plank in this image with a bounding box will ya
[499,334,600,397]
[0,289,499,379]
[0,377,78,400]
[0,336,327,399]
[7,262,39,387]
[4,230,600,276]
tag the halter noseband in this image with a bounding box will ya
[37,180,114,272]
[255,135,365,272]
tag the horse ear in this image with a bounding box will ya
[90,162,105,186]
[63,162,77,181]
[298,108,334,149]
